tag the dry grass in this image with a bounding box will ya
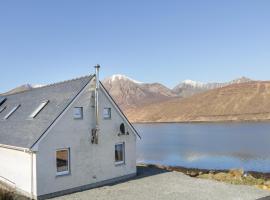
[0,187,29,200]
[0,188,14,200]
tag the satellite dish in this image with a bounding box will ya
[120,123,125,134]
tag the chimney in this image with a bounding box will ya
[92,64,100,144]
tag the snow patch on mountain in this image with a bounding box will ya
[177,77,252,89]
[182,80,205,88]
[24,84,45,89]
[107,74,143,84]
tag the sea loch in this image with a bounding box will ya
[135,122,270,172]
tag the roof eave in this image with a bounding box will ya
[0,143,32,153]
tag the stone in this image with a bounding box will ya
[189,171,199,177]
[229,169,244,178]
[264,180,270,186]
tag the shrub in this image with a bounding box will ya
[0,188,14,200]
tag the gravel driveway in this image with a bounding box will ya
[52,166,270,200]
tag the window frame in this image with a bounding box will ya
[103,107,112,120]
[29,100,49,119]
[4,105,20,120]
[115,142,125,165]
[0,97,6,107]
[73,107,83,120]
[0,106,6,113]
[56,148,70,176]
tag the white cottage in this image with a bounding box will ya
[0,66,140,199]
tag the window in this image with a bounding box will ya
[56,149,70,176]
[115,143,125,165]
[103,108,111,119]
[4,105,20,120]
[30,100,49,118]
[0,106,6,113]
[0,97,6,106]
[73,107,83,119]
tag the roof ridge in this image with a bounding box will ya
[42,75,93,88]
[2,75,94,97]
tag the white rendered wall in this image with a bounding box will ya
[35,79,137,196]
[0,147,37,197]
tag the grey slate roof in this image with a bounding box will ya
[0,75,93,149]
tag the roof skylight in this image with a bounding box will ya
[4,105,21,120]
[0,97,6,107]
[30,100,49,118]
[0,106,6,113]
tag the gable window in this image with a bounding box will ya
[56,149,70,176]
[4,105,20,120]
[73,107,83,119]
[30,100,49,118]
[103,108,111,119]
[115,143,125,165]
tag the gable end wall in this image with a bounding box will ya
[35,79,137,196]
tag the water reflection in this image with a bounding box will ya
[135,122,270,172]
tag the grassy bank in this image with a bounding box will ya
[141,164,270,191]
[0,188,15,200]
[0,187,29,200]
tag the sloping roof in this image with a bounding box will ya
[0,76,93,149]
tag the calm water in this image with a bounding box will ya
[135,123,270,172]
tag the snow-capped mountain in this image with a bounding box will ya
[102,75,177,110]
[181,80,205,88]
[173,77,252,97]
[102,74,253,111]
[106,74,143,85]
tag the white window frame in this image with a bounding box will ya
[103,107,111,119]
[115,142,125,165]
[29,100,49,118]
[56,148,70,176]
[0,106,6,113]
[73,107,83,119]
[4,105,20,120]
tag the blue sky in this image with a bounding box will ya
[0,0,270,92]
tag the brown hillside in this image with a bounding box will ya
[127,81,270,123]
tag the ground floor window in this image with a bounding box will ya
[115,143,125,165]
[56,148,70,176]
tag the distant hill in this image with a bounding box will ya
[102,74,177,110]
[127,81,270,123]
[1,84,43,95]
[103,75,253,110]
[172,77,252,98]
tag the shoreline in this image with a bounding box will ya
[139,164,270,190]
[132,119,270,124]
[139,164,270,179]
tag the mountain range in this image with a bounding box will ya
[102,75,177,110]
[172,77,252,98]
[102,75,252,109]
[128,81,270,123]
[3,74,269,123]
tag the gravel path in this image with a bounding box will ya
[52,167,270,200]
